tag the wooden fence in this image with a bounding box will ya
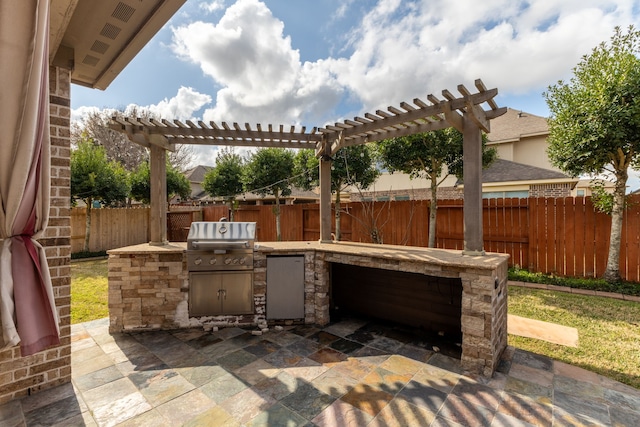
[71,195,640,282]
[71,207,150,253]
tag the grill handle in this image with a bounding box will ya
[191,240,249,250]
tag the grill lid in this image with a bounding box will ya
[187,222,256,250]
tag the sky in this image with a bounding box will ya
[71,0,640,170]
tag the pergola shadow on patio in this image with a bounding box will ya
[5,316,640,426]
[110,78,505,254]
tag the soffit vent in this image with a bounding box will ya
[90,40,110,54]
[82,55,100,66]
[112,2,136,23]
[100,23,122,40]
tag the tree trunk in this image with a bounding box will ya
[603,173,627,283]
[84,197,93,253]
[228,199,235,222]
[335,190,341,241]
[428,175,438,248]
[274,190,281,241]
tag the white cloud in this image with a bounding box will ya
[171,0,343,125]
[71,105,101,123]
[144,86,212,121]
[201,0,226,14]
[328,0,639,109]
[168,0,639,127]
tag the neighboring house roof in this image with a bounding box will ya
[458,159,572,185]
[487,108,549,142]
[184,165,213,183]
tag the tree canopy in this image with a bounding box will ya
[71,108,195,172]
[203,148,244,220]
[544,26,640,283]
[293,144,379,240]
[378,128,496,247]
[70,139,129,207]
[129,161,191,204]
[244,148,295,240]
[70,139,129,251]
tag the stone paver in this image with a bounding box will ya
[1,317,639,426]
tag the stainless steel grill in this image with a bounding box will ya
[187,222,256,271]
[187,222,256,316]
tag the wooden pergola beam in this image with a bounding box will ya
[109,78,506,251]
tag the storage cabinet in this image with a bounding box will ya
[266,256,305,319]
[189,271,253,316]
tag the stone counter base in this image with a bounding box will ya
[108,242,508,377]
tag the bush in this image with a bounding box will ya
[508,266,640,296]
[71,250,108,260]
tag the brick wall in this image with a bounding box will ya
[0,66,72,404]
[351,186,464,202]
[354,183,574,201]
[529,183,573,198]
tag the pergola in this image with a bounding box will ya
[110,79,506,254]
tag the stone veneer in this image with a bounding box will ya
[0,66,72,404]
[107,244,319,332]
[108,241,508,377]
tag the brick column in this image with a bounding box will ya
[0,66,72,404]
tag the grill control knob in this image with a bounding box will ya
[239,257,246,265]
[209,258,217,265]
[224,257,232,265]
[194,257,202,266]
[232,258,239,265]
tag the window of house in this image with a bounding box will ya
[483,190,529,199]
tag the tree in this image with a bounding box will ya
[129,161,191,204]
[203,148,244,221]
[71,110,147,172]
[71,108,195,173]
[544,26,640,283]
[244,148,295,241]
[71,139,129,252]
[293,145,379,240]
[378,128,496,248]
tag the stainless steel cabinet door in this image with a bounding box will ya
[267,256,304,319]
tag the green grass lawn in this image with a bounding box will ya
[508,285,640,389]
[70,258,108,324]
[70,259,640,388]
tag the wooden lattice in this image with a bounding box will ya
[109,79,506,157]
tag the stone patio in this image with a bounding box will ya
[1,317,639,426]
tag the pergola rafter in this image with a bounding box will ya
[109,78,506,252]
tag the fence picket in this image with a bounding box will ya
[71,195,640,282]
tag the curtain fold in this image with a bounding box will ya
[0,0,60,355]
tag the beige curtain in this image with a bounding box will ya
[0,0,59,355]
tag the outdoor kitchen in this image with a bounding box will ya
[107,80,510,377]
[108,221,509,377]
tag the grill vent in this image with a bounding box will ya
[82,55,100,66]
[112,2,136,23]
[100,23,121,40]
[90,40,110,54]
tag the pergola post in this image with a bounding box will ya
[319,147,333,243]
[149,144,168,246]
[462,117,484,255]
[110,79,506,251]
